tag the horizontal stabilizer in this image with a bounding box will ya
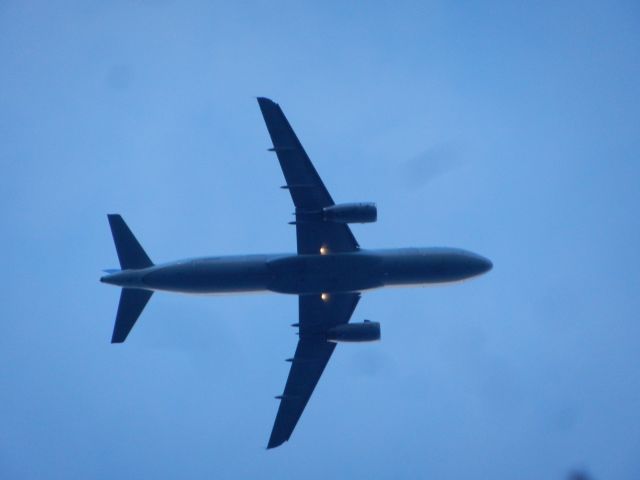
[107,214,153,270]
[111,288,153,343]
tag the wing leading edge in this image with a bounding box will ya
[268,293,360,449]
[257,97,359,254]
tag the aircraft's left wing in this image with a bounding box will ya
[268,292,360,449]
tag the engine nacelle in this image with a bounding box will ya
[326,320,381,343]
[322,202,377,224]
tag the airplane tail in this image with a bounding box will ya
[111,288,153,343]
[107,214,154,270]
[106,214,154,343]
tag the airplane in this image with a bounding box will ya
[100,97,492,449]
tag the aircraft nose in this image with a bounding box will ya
[474,255,493,275]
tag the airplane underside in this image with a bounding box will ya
[102,247,491,296]
[100,97,492,449]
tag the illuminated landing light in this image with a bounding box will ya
[321,293,330,302]
[320,245,329,255]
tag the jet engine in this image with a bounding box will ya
[326,320,381,343]
[322,203,377,224]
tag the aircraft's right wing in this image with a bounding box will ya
[257,97,359,255]
[267,292,361,449]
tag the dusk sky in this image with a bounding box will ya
[1,1,639,479]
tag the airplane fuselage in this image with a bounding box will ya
[101,247,492,295]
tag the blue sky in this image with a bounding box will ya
[1,1,639,479]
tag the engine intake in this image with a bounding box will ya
[322,203,377,224]
[326,320,381,343]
